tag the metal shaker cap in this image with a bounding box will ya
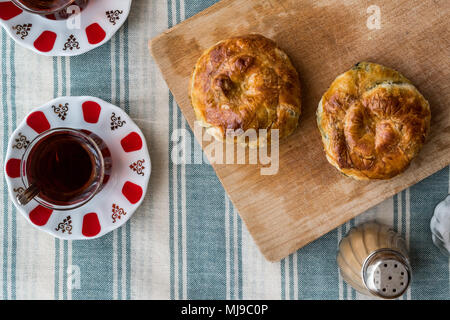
[362,249,411,299]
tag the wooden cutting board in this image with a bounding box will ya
[149,0,450,261]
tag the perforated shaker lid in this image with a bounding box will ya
[362,249,411,299]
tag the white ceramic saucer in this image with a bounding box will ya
[0,0,131,56]
[4,96,151,239]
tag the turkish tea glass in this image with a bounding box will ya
[11,0,89,20]
[19,128,111,211]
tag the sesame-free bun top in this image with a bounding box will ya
[189,34,301,147]
[317,62,431,180]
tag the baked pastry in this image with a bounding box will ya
[317,62,431,180]
[189,34,301,147]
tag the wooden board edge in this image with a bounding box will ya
[261,157,450,261]
[148,0,231,50]
[147,0,450,262]
[148,32,450,261]
[148,39,176,93]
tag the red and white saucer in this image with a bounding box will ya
[0,0,132,56]
[4,96,151,239]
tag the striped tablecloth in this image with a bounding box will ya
[0,0,449,300]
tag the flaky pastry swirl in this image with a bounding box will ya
[317,62,431,180]
[189,34,301,147]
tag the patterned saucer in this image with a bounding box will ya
[0,0,131,56]
[4,96,151,239]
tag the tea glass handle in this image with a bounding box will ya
[16,184,40,206]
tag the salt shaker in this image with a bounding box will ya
[430,195,450,256]
[337,222,411,299]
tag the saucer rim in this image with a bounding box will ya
[0,0,133,56]
[4,95,151,240]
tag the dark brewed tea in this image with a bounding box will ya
[15,0,74,11]
[12,0,89,19]
[26,131,97,205]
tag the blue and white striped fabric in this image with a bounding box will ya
[0,0,449,300]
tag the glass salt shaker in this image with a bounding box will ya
[337,222,411,299]
[430,195,450,256]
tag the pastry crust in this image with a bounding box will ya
[317,62,431,180]
[189,34,301,147]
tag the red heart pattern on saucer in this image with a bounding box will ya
[0,0,131,56]
[4,96,151,239]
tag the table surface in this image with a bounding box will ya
[0,0,448,300]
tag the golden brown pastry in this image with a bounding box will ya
[189,34,301,147]
[317,62,430,180]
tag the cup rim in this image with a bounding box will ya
[20,127,105,211]
[11,0,78,15]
